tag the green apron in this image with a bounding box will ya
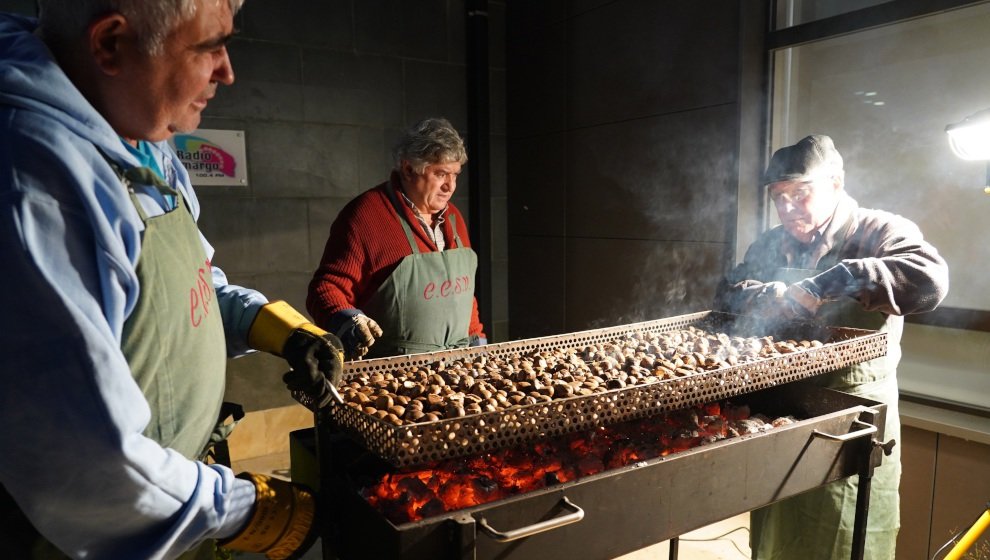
[362,183,477,358]
[120,168,228,460]
[0,166,230,559]
[121,169,231,560]
[750,261,901,559]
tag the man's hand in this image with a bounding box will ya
[220,473,319,560]
[742,280,821,321]
[747,281,787,317]
[281,329,345,410]
[335,314,383,360]
[247,301,345,409]
[750,281,824,321]
[783,282,825,318]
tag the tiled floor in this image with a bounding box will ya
[614,513,751,559]
[231,452,751,560]
[233,518,751,560]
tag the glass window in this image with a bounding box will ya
[771,1,990,312]
[769,1,990,410]
[775,0,892,29]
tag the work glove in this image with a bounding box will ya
[334,313,383,360]
[469,334,487,346]
[749,281,824,321]
[745,281,788,318]
[219,473,319,560]
[281,327,345,411]
[248,301,345,410]
[783,282,826,318]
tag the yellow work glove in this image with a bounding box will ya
[219,473,318,560]
[248,301,344,410]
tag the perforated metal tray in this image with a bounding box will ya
[323,311,887,467]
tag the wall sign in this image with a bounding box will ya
[169,129,248,186]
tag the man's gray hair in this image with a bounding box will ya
[392,117,468,173]
[38,0,245,55]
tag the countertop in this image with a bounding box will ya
[899,398,990,446]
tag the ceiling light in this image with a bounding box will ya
[946,109,990,161]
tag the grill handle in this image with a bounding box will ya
[476,496,584,542]
[290,383,345,410]
[812,419,877,442]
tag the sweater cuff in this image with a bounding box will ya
[805,264,858,300]
[328,308,363,335]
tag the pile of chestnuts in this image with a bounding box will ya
[338,326,824,426]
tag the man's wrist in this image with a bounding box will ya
[786,283,822,314]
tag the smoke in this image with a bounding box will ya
[572,116,738,329]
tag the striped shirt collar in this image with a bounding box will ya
[397,189,448,250]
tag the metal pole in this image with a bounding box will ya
[316,409,336,560]
[850,431,891,560]
[668,536,679,560]
[850,469,872,560]
[466,0,493,336]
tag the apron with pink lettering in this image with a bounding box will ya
[0,165,228,559]
[119,167,228,461]
[361,183,477,358]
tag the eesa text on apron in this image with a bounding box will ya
[362,183,478,358]
[0,164,235,560]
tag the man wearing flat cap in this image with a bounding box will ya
[714,134,949,558]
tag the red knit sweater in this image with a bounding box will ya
[306,172,485,338]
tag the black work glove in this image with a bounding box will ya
[744,281,788,318]
[750,281,823,321]
[281,329,345,411]
[783,282,825,318]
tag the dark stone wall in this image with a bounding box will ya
[0,0,508,411]
[507,1,747,338]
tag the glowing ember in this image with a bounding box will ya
[363,401,794,523]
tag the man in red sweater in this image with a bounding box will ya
[307,117,486,359]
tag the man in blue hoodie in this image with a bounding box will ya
[0,1,344,559]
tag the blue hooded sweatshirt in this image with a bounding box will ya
[0,13,265,559]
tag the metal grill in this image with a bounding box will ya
[325,311,887,467]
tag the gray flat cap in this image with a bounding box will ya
[763,134,843,186]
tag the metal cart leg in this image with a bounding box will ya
[850,435,896,560]
[668,536,678,560]
[850,469,872,560]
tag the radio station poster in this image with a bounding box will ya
[169,129,248,186]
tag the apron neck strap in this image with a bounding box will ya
[385,182,421,254]
[97,146,182,223]
[448,213,462,249]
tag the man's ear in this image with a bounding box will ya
[88,13,130,75]
[400,161,416,182]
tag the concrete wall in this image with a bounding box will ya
[0,0,508,412]
[209,0,508,411]
[506,1,748,338]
